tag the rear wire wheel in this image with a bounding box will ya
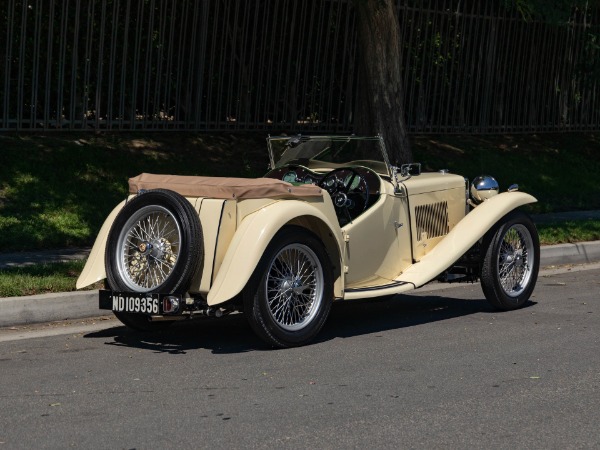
[481,211,539,310]
[244,226,333,348]
[105,189,203,331]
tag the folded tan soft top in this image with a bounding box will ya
[128,173,323,199]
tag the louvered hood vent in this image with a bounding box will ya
[415,202,449,241]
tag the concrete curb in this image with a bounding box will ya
[0,291,102,328]
[1,241,599,328]
[538,241,600,267]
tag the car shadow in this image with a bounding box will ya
[84,293,536,354]
[319,294,535,343]
[85,314,261,355]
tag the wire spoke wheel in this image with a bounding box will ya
[116,205,182,291]
[244,226,333,348]
[265,244,324,331]
[481,211,539,311]
[497,224,534,297]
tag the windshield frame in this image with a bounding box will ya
[266,135,394,179]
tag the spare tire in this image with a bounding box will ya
[105,189,203,330]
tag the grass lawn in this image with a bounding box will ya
[537,220,600,245]
[0,132,266,251]
[1,131,599,253]
[412,133,600,213]
[0,260,103,297]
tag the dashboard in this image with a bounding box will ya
[264,165,324,185]
[264,164,382,225]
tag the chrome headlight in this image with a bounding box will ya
[470,175,499,204]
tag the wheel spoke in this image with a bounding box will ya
[496,224,535,297]
[264,243,324,332]
[116,206,182,291]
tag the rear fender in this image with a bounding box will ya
[78,194,209,290]
[207,200,343,306]
[76,199,128,289]
[398,192,537,288]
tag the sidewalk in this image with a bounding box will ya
[1,210,600,328]
[0,247,92,269]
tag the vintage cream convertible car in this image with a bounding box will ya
[77,135,539,347]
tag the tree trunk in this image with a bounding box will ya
[353,0,412,164]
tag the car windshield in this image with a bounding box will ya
[267,135,391,171]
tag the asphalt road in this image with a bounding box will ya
[1,265,599,449]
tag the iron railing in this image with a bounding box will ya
[1,0,598,133]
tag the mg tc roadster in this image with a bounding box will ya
[77,135,540,347]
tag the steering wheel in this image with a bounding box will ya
[318,168,369,224]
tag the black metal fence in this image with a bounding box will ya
[1,0,599,133]
[399,1,600,133]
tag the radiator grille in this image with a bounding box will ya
[415,202,449,241]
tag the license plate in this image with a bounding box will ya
[99,290,160,315]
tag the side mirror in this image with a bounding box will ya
[400,163,421,177]
[392,163,420,195]
[287,136,302,148]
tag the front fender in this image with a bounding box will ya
[76,199,128,289]
[398,191,537,288]
[207,200,342,306]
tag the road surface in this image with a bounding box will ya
[1,264,599,448]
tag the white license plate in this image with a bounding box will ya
[100,291,160,315]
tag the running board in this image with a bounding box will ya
[344,280,415,300]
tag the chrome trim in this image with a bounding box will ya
[345,280,410,293]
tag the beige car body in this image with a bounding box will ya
[77,160,536,306]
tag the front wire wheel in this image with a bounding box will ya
[244,227,333,348]
[497,224,535,297]
[481,211,540,310]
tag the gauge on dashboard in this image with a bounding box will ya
[282,171,298,183]
[324,177,337,188]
